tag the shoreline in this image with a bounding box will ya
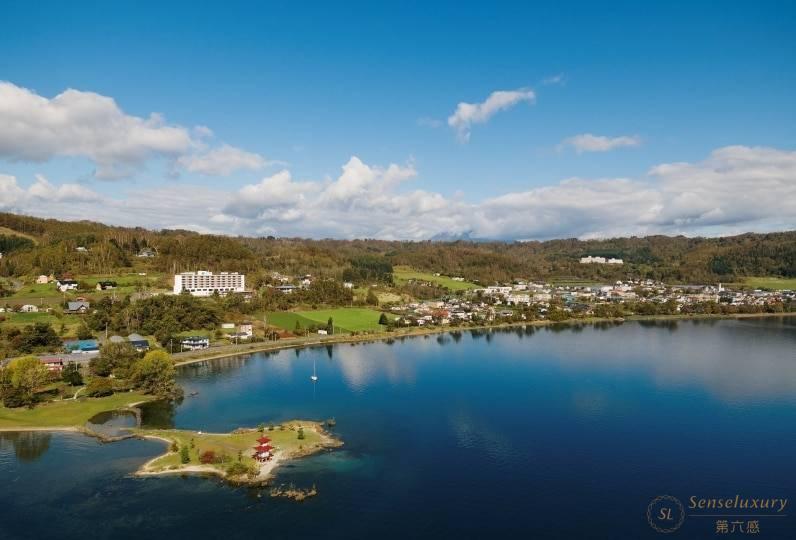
[173,311,796,367]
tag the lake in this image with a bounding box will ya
[1,317,794,539]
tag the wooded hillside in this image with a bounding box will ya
[0,212,793,284]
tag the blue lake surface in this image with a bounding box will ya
[1,317,794,539]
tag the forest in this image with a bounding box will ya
[0,212,794,285]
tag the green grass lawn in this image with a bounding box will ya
[0,312,84,333]
[0,391,153,429]
[137,422,324,473]
[393,266,479,291]
[737,277,796,290]
[266,307,389,333]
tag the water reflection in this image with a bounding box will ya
[0,431,52,462]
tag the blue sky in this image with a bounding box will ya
[0,1,794,239]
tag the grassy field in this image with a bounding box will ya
[137,422,325,473]
[266,307,389,333]
[0,312,85,337]
[393,266,479,291]
[0,226,38,244]
[0,392,153,429]
[737,277,796,290]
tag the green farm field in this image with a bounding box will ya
[266,307,390,333]
[393,266,478,291]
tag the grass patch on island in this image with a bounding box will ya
[136,423,324,473]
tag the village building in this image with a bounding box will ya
[173,271,245,297]
[180,336,210,350]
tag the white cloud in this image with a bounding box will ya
[0,81,268,179]
[561,133,642,153]
[3,146,795,240]
[178,144,269,176]
[0,174,102,214]
[26,174,102,202]
[448,88,535,142]
[541,73,565,86]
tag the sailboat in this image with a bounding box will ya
[311,358,318,382]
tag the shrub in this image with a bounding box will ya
[199,450,217,464]
[84,377,114,397]
[297,427,305,440]
[227,462,249,476]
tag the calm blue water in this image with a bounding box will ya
[1,317,794,539]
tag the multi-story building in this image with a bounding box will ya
[173,271,245,296]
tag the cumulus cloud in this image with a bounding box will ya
[178,144,269,176]
[448,88,535,142]
[3,146,795,240]
[0,81,267,179]
[561,133,642,153]
[0,174,102,213]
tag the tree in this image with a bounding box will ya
[90,342,139,377]
[366,289,379,306]
[15,323,61,353]
[297,427,305,440]
[1,356,49,407]
[130,350,181,399]
[326,317,334,333]
[76,325,94,340]
[180,445,190,464]
[294,320,302,335]
[62,362,83,386]
[84,377,114,397]
[378,313,389,325]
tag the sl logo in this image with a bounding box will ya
[647,495,685,533]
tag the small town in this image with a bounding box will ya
[1,266,793,374]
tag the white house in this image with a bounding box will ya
[20,304,38,313]
[36,275,50,284]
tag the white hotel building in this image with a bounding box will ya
[173,271,246,296]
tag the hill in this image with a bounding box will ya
[0,212,793,286]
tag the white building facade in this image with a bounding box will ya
[173,271,245,296]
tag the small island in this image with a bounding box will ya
[135,421,342,484]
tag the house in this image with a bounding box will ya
[221,323,235,329]
[127,333,150,352]
[66,301,90,314]
[64,339,100,354]
[96,280,117,291]
[137,248,156,258]
[274,285,297,294]
[36,275,50,284]
[56,279,79,292]
[317,329,328,335]
[238,322,253,336]
[343,281,354,289]
[76,246,89,253]
[20,304,39,313]
[180,336,210,350]
[40,357,65,372]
